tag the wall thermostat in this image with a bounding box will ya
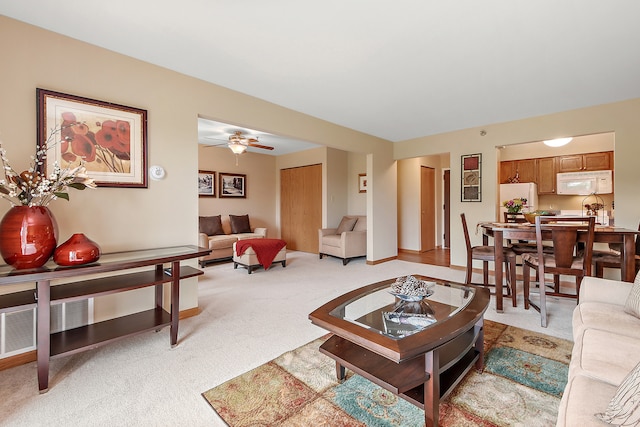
[149,165,166,180]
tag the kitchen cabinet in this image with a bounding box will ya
[499,159,536,184]
[536,157,557,194]
[557,151,611,173]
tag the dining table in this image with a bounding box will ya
[479,221,639,312]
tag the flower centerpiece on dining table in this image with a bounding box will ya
[0,125,97,269]
[502,197,528,214]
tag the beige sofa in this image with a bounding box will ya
[556,275,640,426]
[318,215,366,265]
[198,215,266,266]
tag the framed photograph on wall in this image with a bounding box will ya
[219,172,246,198]
[461,153,482,202]
[358,173,367,193]
[37,88,148,188]
[198,170,216,197]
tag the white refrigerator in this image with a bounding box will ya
[499,183,538,217]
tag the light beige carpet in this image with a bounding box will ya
[0,251,575,425]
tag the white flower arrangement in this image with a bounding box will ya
[0,125,96,207]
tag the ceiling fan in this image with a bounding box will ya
[206,131,274,154]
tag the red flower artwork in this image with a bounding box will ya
[57,112,132,174]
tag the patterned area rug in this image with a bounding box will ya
[202,320,572,426]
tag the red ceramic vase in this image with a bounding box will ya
[53,233,101,266]
[0,206,58,269]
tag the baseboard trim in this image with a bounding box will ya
[179,307,200,320]
[397,248,420,255]
[0,350,36,371]
[367,256,397,265]
[0,307,201,371]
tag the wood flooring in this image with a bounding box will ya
[397,248,450,267]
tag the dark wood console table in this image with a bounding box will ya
[0,245,211,392]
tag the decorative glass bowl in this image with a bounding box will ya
[523,210,557,224]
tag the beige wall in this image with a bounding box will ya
[198,146,276,236]
[348,152,367,215]
[499,132,614,161]
[395,99,640,268]
[397,154,448,251]
[0,17,397,316]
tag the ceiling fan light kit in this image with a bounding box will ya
[229,142,247,154]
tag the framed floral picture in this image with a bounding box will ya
[219,172,246,198]
[198,170,216,197]
[461,153,482,202]
[37,88,148,188]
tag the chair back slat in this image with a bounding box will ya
[534,216,596,274]
[461,213,472,252]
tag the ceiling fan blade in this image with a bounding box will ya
[248,142,274,150]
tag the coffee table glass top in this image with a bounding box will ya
[329,280,475,339]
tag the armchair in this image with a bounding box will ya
[318,215,366,265]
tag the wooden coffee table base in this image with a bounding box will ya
[319,318,484,427]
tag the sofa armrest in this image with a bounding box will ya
[341,230,367,258]
[579,276,633,305]
[198,232,210,249]
[253,227,267,238]
[319,228,338,238]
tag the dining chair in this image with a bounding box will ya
[461,213,518,306]
[591,221,640,278]
[522,216,596,327]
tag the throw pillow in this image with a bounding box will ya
[595,361,640,425]
[229,214,251,234]
[623,270,640,318]
[336,216,358,235]
[353,217,367,232]
[199,215,224,236]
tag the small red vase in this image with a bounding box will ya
[0,206,58,269]
[54,233,101,266]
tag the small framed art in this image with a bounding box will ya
[358,173,367,193]
[461,153,482,202]
[219,172,246,198]
[198,170,216,197]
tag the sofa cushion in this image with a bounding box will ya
[207,234,237,250]
[623,271,640,318]
[557,374,618,427]
[595,361,640,425]
[570,328,640,386]
[321,234,342,248]
[229,214,251,234]
[336,216,357,234]
[573,302,640,342]
[353,217,367,232]
[199,215,225,236]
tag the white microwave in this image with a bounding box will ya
[556,170,613,195]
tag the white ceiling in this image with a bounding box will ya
[2,1,640,152]
[197,118,320,156]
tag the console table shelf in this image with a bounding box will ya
[51,307,171,358]
[0,245,211,392]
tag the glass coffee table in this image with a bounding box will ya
[308,275,490,427]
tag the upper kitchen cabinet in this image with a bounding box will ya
[536,157,557,194]
[557,151,611,173]
[500,159,536,184]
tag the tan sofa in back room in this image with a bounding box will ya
[198,215,266,267]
